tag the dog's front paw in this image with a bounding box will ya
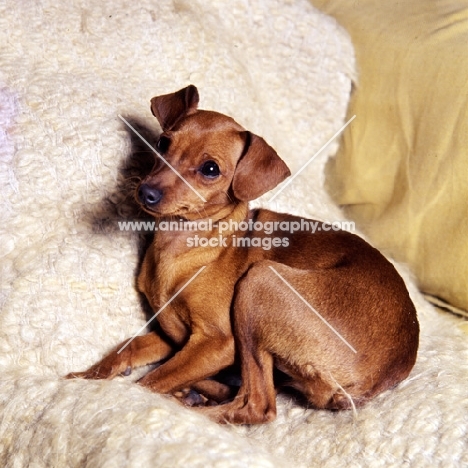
[65,350,132,380]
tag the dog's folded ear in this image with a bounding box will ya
[232,132,291,201]
[150,85,199,131]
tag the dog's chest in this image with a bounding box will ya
[138,247,202,343]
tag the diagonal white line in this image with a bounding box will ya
[268,266,357,354]
[268,115,356,202]
[117,265,207,354]
[118,114,207,202]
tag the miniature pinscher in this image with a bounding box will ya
[67,85,419,424]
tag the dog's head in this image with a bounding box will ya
[136,85,291,220]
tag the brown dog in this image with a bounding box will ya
[67,85,419,424]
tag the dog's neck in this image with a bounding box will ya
[153,202,250,257]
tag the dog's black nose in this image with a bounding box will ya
[138,184,163,208]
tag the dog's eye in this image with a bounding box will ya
[156,136,170,153]
[199,160,220,178]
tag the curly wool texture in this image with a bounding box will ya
[0,1,467,467]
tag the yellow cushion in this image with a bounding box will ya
[311,0,468,311]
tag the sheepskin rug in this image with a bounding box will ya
[0,0,467,466]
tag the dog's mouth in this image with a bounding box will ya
[141,206,190,219]
[136,183,195,217]
[136,192,197,220]
[138,198,239,224]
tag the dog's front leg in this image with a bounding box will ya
[66,331,174,380]
[138,331,235,394]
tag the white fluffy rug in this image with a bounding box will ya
[0,1,467,467]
